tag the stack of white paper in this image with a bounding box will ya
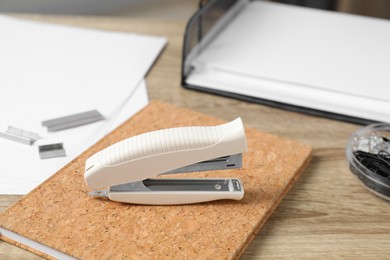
[187,1,390,122]
[0,15,166,194]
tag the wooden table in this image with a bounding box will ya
[1,15,389,259]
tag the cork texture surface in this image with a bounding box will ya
[0,100,312,259]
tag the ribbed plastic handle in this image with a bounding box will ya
[90,125,223,167]
[85,118,247,189]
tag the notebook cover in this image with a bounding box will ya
[0,100,312,259]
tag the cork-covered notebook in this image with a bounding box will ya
[0,101,312,259]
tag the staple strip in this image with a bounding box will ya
[39,143,66,159]
[42,110,104,132]
[0,132,33,145]
[6,126,40,142]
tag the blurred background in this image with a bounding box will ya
[0,0,199,20]
[1,0,389,20]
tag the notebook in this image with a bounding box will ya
[0,101,312,259]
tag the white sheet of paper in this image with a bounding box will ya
[0,15,166,194]
[188,1,390,122]
[0,15,165,131]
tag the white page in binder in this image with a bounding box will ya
[187,1,390,122]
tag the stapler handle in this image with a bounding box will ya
[85,118,247,189]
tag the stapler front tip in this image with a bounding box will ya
[84,118,247,205]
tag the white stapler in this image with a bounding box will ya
[84,118,248,205]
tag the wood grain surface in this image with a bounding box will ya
[1,15,389,259]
